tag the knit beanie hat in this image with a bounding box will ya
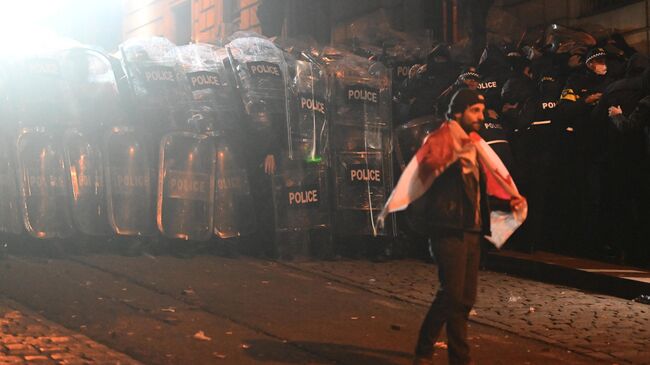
[447,88,485,119]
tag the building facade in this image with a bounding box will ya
[122,0,261,45]
[122,0,650,54]
[122,0,436,45]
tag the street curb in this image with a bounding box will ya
[486,251,650,300]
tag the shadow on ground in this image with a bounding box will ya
[242,338,413,365]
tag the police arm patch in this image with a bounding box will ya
[560,88,577,102]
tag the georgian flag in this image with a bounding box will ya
[378,121,527,247]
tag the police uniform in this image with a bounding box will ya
[591,57,650,261]
[436,67,480,119]
[554,47,613,254]
[506,75,561,252]
[477,44,512,115]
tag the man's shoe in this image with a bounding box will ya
[412,355,434,365]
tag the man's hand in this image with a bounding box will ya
[584,93,602,104]
[510,196,527,212]
[264,154,276,175]
[608,105,623,117]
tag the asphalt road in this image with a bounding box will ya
[0,250,618,364]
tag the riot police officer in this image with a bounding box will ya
[399,44,457,121]
[555,47,614,254]
[592,54,650,262]
[501,74,561,252]
[436,67,480,119]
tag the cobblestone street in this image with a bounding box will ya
[0,298,139,365]
[286,259,650,365]
[0,254,612,365]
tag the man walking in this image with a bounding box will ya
[378,89,526,365]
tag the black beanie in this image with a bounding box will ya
[447,89,485,119]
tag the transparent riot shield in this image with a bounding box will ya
[326,50,392,128]
[211,132,256,238]
[324,50,395,237]
[225,35,289,133]
[267,55,332,232]
[16,128,74,238]
[176,43,256,239]
[176,43,242,131]
[0,136,23,235]
[11,53,78,238]
[334,151,391,235]
[104,127,155,236]
[0,66,22,235]
[157,132,215,241]
[394,115,440,170]
[287,59,329,163]
[119,37,188,133]
[116,37,189,237]
[272,161,330,232]
[58,48,124,236]
[64,129,110,236]
[544,24,596,55]
[348,9,429,93]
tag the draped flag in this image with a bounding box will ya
[377,121,527,247]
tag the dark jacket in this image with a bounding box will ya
[407,161,491,236]
[556,67,613,158]
[611,95,650,132]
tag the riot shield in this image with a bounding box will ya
[176,43,242,132]
[104,127,155,236]
[59,48,123,236]
[272,161,330,232]
[176,43,256,239]
[328,53,392,127]
[287,59,329,163]
[544,24,596,55]
[211,132,256,238]
[324,50,395,237]
[347,9,429,93]
[225,35,289,133]
[335,151,388,211]
[64,129,110,236]
[0,135,24,235]
[116,37,189,237]
[394,115,440,170]
[119,37,188,133]
[11,53,77,238]
[267,56,332,232]
[0,65,23,235]
[16,128,74,238]
[157,132,215,241]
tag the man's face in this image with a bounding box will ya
[587,58,607,75]
[463,78,479,90]
[459,103,485,132]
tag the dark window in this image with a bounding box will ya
[224,0,241,23]
[173,1,192,44]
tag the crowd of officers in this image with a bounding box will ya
[394,36,650,266]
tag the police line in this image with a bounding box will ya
[0,35,397,241]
